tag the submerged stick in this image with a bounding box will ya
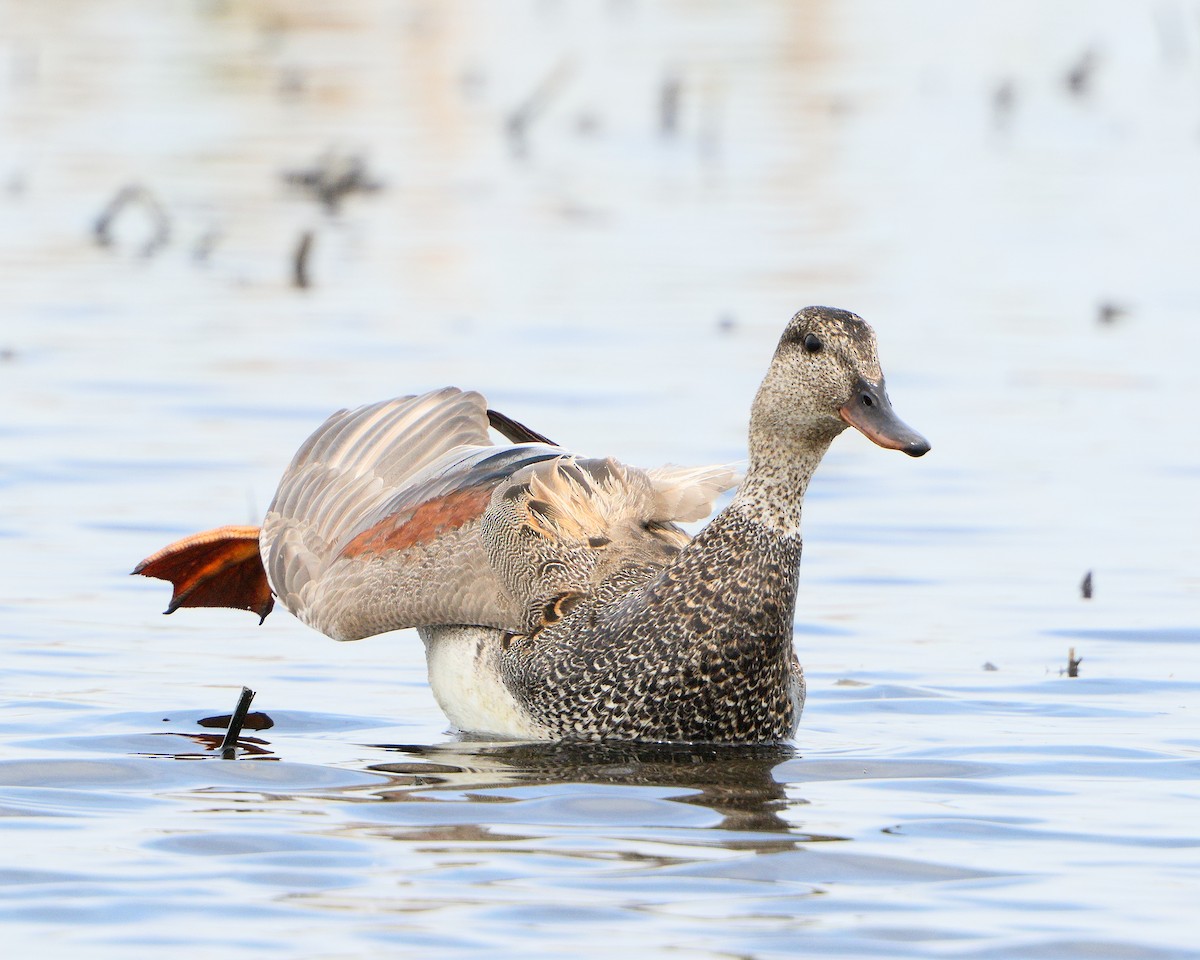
[220,687,256,758]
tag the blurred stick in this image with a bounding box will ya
[1065,48,1098,97]
[660,71,682,136]
[505,60,573,157]
[292,230,313,289]
[283,151,383,212]
[93,184,171,257]
[220,687,256,758]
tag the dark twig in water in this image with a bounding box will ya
[219,687,257,758]
[283,150,383,213]
[1065,48,1098,97]
[292,230,314,289]
[1097,301,1127,325]
[660,72,682,136]
[1080,570,1093,599]
[505,60,573,158]
[1066,648,1082,678]
[991,79,1016,129]
[192,227,221,264]
[93,184,171,257]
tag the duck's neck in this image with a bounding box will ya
[726,409,843,538]
[651,416,839,626]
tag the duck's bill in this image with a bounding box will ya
[839,378,930,457]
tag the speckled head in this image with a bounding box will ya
[752,306,930,459]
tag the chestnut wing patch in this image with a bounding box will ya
[338,485,494,560]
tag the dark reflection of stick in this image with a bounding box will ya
[220,687,256,758]
[93,184,171,257]
[292,230,313,289]
[505,60,573,158]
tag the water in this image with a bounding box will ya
[2,1,1198,956]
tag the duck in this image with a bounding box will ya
[135,306,929,743]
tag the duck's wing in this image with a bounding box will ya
[134,389,741,638]
[644,463,745,522]
[262,387,742,642]
[486,408,556,445]
[260,388,565,640]
[458,456,744,635]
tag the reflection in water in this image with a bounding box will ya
[363,738,847,844]
[143,731,277,759]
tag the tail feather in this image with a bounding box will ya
[645,463,743,523]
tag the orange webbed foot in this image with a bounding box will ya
[133,525,273,622]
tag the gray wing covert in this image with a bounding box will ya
[260,388,562,640]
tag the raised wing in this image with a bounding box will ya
[262,389,540,638]
[259,388,740,642]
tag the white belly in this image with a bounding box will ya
[419,626,553,739]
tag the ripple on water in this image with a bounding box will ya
[817,679,1158,719]
[775,757,999,783]
[0,757,387,797]
[1047,627,1200,644]
[883,817,1200,850]
[656,847,1003,885]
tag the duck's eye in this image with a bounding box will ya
[803,333,823,354]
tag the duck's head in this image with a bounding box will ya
[754,306,930,458]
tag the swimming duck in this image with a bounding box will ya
[135,306,928,743]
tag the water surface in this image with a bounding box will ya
[2,2,1198,957]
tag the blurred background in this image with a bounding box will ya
[2,2,1199,958]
